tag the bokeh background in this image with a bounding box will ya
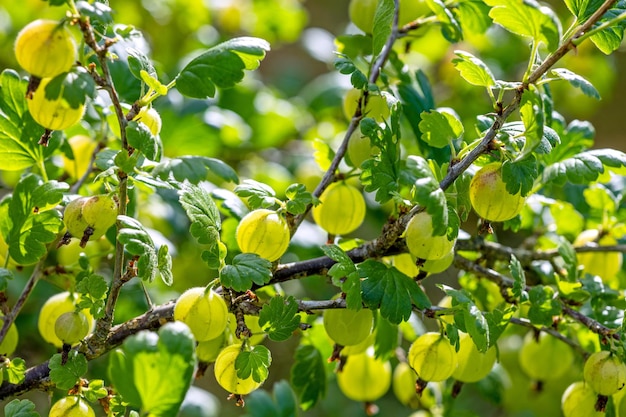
[0,0,624,416]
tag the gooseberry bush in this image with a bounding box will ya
[1,0,626,416]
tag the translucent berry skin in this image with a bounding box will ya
[337,351,392,402]
[312,182,366,236]
[0,315,18,356]
[323,307,373,346]
[452,332,497,383]
[574,229,623,284]
[393,361,420,407]
[405,211,456,261]
[469,162,526,222]
[54,311,90,345]
[236,209,290,261]
[408,332,458,382]
[214,344,264,395]
[561,381,604,417]
[27,78,85,131]
[583,350,626,396]
[134,107,162,136]
[519,331,574,382]
[173,287,229,342]
[48,395,95,417]
[15,19,76,78]
[38,292,94,348]
[64,195,118,241]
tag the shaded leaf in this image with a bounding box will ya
[551,68,600,99]
[234,179,277,209]
[49,352,88,391]
[4,399,40,417]
[117,216,159,282]
[126,120,162,162]
[322,245,361,310]
[542,149,626,185]
[221,253,272,291]
[290,345,326,411]
[243,380,297,417]
[510,255,528,302]
[258,295,301,342]
[528,285,561,326]
[153,156,239,184]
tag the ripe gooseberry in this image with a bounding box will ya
[452,332,497,383]
[227,313,266,345]
[64,195,118,244]
[14,19,76,78]
[63,135,97,181]
[405,211,456,261]
[48,396,95,417]
[518,331,574,383]
[337,350,392,402]
[38,292,94,348]
[54,311,90,345]
[174,287,229,342]
[420,250,455,275]
[27,78,85,131]
[196,333,226,363]
[312,182,366,236]
[0,314,18,356]
[583,350,626,396]
[323,307,373,346]
[469,162,526,222]
[408,332,458,382]
[574,229,623,284]
[235,209,290,262]
[561,381,605,417]
[346,129,380,168]
[134,106,162,136]
[214,344,265,395]
[392,361,420,408]
[342,88,390,122]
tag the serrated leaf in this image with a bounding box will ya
[426,0,463,42]
[290,345,326,411]
[484,308,514,345]
[520,88,544,157]
[564,0,604,22]
[153,156,239,184]
[590,2,626,54]
[528,285,561,326]
[178,183,223,269]
[373,0,394,55]
[509,255,528,301]
[322,245,361,310]
[443,286,490,351]
[76,274,108,319]
[236,345,272,383]
[406,156,451,236]
[75,1,113,27]
[117,216,159,281]
[5,358,26,384]
[419,110,464,148]
[285,183,315,215]
[8,174,65,265]
[234,179,277,209]
[242,380,297,417]
[221,253,272,291]
[258,295,301,342]
[126,120,162,162]
[211,188,248,220]
[157,245,173,286]
[360,260,431,324]
[502,157,538,196]
[83,379,110,403]
[542,149,626,185]
[49,351,88,390]
[485,0,561,50]
[4,399,40,417]
[176,37,270,99]
[551,68,600,99]
[452,50,496,87]
[361,148,402,204]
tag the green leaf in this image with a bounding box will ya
[485,0,561,50]
[322,245,362,310]
[178,183,223,269]
[8,174,65,265]
[176,37,270,99]
[236,345,272,383]
[243,380,298,417]
[153,156,239,184]
[484,308,515,345]
[360,260,431,324]
[285,183,316,215]
[49,351,88,390]
[542,149,626,185]
[258,295,301,342]
[76,1,113,27]
[419,109,464,148]
[443,286,490,351]
[83,379,110,404]
[374,315,398,360]
[117,216,160,282]
[406,156,451,236]
[557,235,578,281]
[519,88,544,157]
[44,69,96,109]
[452,50,496,87]
[373,0,394,55]
[126,120,162,162]
[4,399,40,417]
[0,70,45,171]
[509,255,528,302]
[290,345,326,411]
[4,358,26,384]
[502,157,538,196]
[108,322,196,417]
[426,0,463,42]
[157,245,173,286]
[551,68,600,99]
[234,179,277,209]
[361,149,403,204]
[528,285,562,326]
[564,0,604,22]
[456,0,493,34]
[221,253,272,291]
[313,138,335,171]
[0,268,12,292]
[590,2,626,54]
[76,274,108,319]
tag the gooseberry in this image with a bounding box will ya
[227,313,266,345]
[54,311,90,345]
[405,211,456,261]
[336,350,392,402]
[393,361,420,407]
[342,88,390,122]
[420,250,454,274]
[235,209,290,262]
[134,106,162,136]
[469,162,526,222]
[38,292,94,348]
[63,135,97,181]
[48,395,95,417]
[583,350,626,396]
[64,195,118,244]
[323,307,373,346]
[173,287,229,342]
[561,381,604,417]
[15,19,76,78]
[452,332,497,383]
[27,77,85,131]
[519,331,574,382]
[0,314,18,356]
[574,229,623,284]
[312,182,366,236]
[346,129,380,168]
[408,332,458,382]
[214,344,264,395]
[196,333,226,363]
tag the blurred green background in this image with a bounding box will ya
[0,1,624,416]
